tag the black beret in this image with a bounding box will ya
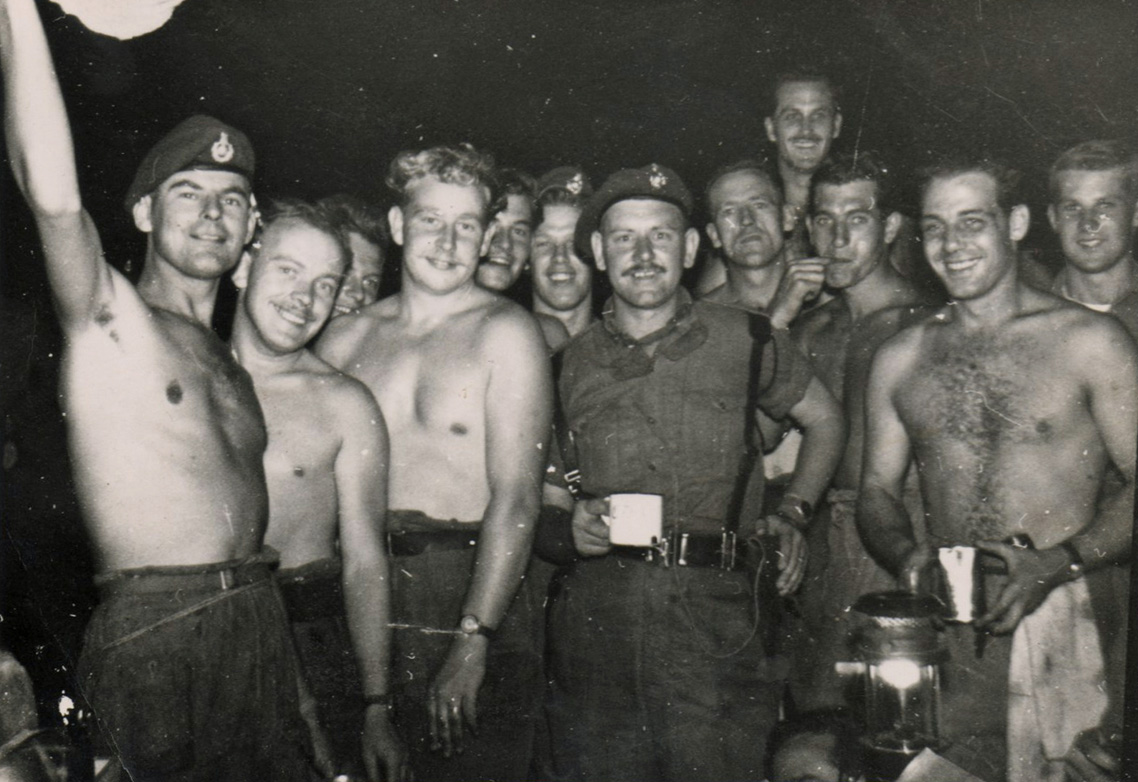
[123,115,255,213]
[574,164,692,260]
[535,165,594,203]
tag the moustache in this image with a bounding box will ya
[623,264,668,277]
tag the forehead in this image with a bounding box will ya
[158,167,251,195]
[1053,167,1132,201]
[710,169,780,209]
[774,80,835,114]
[535,203,581,234]
[922,171,1000,217]
[815,178,879,212]
[495,193,535,223]
[258,218,346,270]
[347,232,383,271]
[600,197,685,230]
[405,175,490,214]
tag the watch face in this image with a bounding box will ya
[460,615,480,634]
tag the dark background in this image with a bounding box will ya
[2,0,1136,753]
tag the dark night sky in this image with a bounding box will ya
[4,0,1138,298]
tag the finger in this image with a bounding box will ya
[976,581,1016,627]
[1082,733,1121,773]
[582,497,610,516]
[463,689,479,736]
[447,698,464,755]
[427,696,441,751]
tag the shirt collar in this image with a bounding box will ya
[596,288,709,379]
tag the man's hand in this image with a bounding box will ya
[427,635,488,758]
[1065,727,1121,782]
[571,496,612,557]
[975,540,1069,635]
[768,258,827,329]
[750,516,807,595]
[362,705,411,782]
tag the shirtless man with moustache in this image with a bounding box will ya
[789,152,936,709]
[317,145,552,782]
[857,158,1137,782]
[0,0,311,777]
[229,200,406,782]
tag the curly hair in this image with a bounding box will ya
[386,143,502,217]
[812,151,896,213]
[317,193,390,252]
[919,154,1023,213]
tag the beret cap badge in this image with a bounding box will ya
[211,132,235,164]
[648,164,668,189]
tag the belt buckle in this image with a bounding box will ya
[721,531,736,570]
[648,535,671,567]
[219,568,236,590]
[676,533,689,567]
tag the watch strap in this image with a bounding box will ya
[1057,539,1085,580]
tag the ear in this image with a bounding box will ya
[241,194,259,246]
[1009,204,1030,242]
[131,195,154,233]
[591,231,607,272]
[682,227,700,270]
[1046,203,1059,233]
[231,250,253,290]
[782,203,798,233]
[479,221,495,257]
[706,221,722,250]
[764,116,777,144]
[832,109,843,139]
[883,211,903,245]
[388,205,405,247]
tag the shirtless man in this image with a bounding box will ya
[857,158,1137,782]
[0,0,311,777]
[1046,138,1138,781]
[790,152,935,709]
[229,200,405,782]
[320,193,390,319]
[530,166,596,345]
[317,145,552,782]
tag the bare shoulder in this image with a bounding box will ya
[862,301,940,333]
[792,297,842,344]
[476,296,548,354]
[536,312,570,352]
[872,310,943,376]
[314,296,397,363]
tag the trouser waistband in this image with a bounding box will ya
[610,531,754,570]
[95,555,276,598]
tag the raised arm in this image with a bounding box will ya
[856,338,921,582]
[331,381,407,782]
[1,0,108,325]
[428,308,552,755]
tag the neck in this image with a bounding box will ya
[842,258,911,321]
[398,274,481,326]
[1062,255,1137,306]
[952,271,1025,328]
[137,262,220,326]
[229,309,307,377]
[611,295,680,341]
[724,259,785,311]
[535,298,593,338]
[778,159,813,211]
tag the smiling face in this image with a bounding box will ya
[134,168,257,279]
[765,80,842,175]
[810,179,899,290]
[706,169,786,269]
[235,217,347,354]
[592,198,697,312]
[477,193,534,291]
[389,175,491,295]
[332,231,384,317]
[1048,167,1138,275]
[531,203,592,311]
[920,171,1028,302]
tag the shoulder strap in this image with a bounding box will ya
[725,312,773,531]
[550,351,583,499]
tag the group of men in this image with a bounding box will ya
[2,0,1135,780]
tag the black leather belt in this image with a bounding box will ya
[611,531,743,570]
[388,528,480,557]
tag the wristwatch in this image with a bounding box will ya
[459,614,497,640]
[1058,540,1085,581]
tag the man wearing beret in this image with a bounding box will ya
[530,166,597,345]
[542,163,844,781]
[1,1,311,778]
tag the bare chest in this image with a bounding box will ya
[258,383,341,482]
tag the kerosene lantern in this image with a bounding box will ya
[841,590,947,774]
